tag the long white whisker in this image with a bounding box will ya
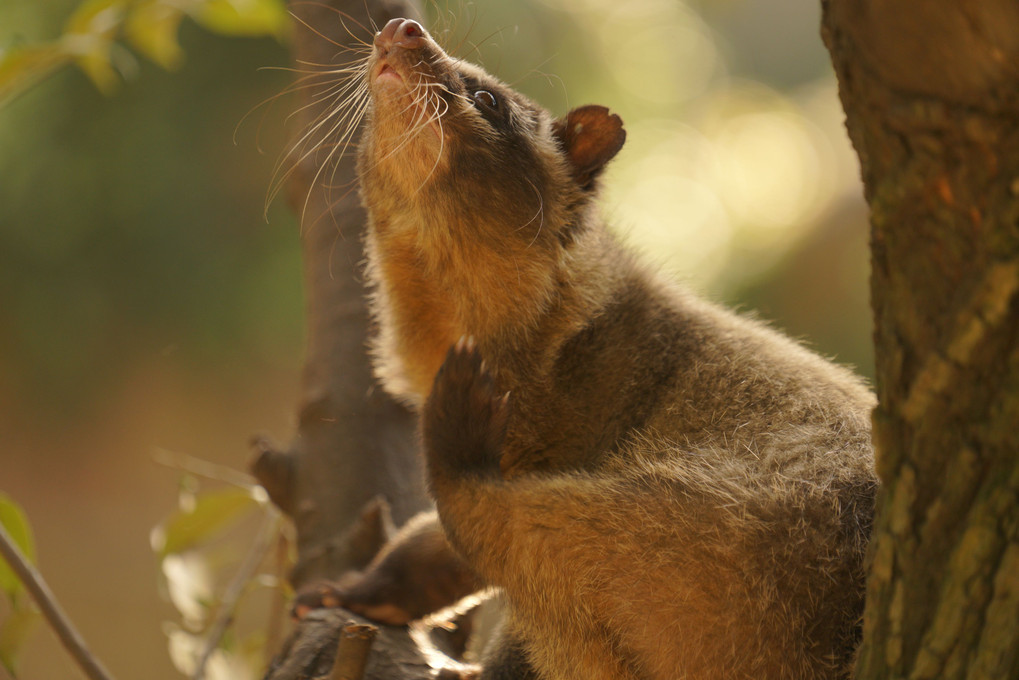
[269,57,371,74]
[320,99,372,191]
[281,79,369,170]
[270,97,357,197]
[283,75,363,126]
[264,67,367,167]
[520,178,545,249]
[267,78,370,218]
[292,87,372,222]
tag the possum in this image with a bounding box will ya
[303,16,878,680]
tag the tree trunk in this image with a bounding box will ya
[252,0,427,588]
[252,2,460,677]
[821,2,1019,678]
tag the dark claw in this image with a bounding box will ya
[424,340,510,478]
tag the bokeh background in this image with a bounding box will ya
[0,0,871,678]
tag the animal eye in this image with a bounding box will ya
[473,90,498,109]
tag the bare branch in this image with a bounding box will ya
[0,523,116,680]
[193,510,281,680]
[152,446,258,489]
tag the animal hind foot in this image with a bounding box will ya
[423,337,510,480]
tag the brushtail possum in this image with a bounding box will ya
[300,16,877,680]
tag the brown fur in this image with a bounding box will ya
[293,511,481,625]
[351,19,877,680]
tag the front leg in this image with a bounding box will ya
[423,337,510,487]
[423,341,548,680]
[420,337,516,584]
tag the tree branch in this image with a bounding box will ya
[0,523,116,680]
[256,1,441,677]
[193,510,281,680]
[332,623,378,680]
[262,609,443,680]
[258,0,429,591]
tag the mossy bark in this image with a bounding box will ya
[821,2,1019,678]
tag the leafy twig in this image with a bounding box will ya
[0,523,116,680]
[192,508,282,680]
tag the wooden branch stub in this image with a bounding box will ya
[250,435,296,516]
[262,609,438,680]
[332,623,378,680]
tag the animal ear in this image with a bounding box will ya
[552,105,626,190]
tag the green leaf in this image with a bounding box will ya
[0,495,40,677]
[75,47,120,92]
[0,494,36,599]
[152,487,261,558]
[0,44,72,108]
[62,0,128,93]
[192,0,290,39]
[0,605,41,677]
[64,0,127,35]
[125,1,186,70]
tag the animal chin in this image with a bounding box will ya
[365,69,446,187]
[376,100,444,145]
[371,67,443,140]
[375,63,403,85]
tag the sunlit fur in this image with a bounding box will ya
[354,39,587,408]
[307,17,878,680]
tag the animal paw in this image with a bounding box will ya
[423,337,510,479]
[291,581,349,619]
[291,578,416,625]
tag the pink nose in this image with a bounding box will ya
[375,18,424,51]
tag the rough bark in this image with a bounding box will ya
[821,3,1019,678]
[264,610,442,680]
[251,0,428,589]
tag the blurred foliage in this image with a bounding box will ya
[0,0,289,105]
[154,485,262,559]
[152,476,289,680]
[0,1,302,426]
[0,494,41,677]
